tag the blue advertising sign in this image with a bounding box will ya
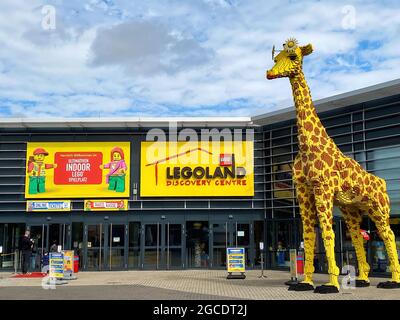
[49,252,64,279]
[227,247,245,273]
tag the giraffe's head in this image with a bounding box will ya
[266,38,313,80]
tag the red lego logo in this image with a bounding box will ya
[219,154,233,166]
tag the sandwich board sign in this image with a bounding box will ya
[226,247,246,279]
[48,252,67,285]
[63,250,77,280]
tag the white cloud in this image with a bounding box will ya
[0,0,399,118]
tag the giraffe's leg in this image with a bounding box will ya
[369,207,400,288]
[313,185,340,293]
[340,207,370,286]
[289,185,317,291]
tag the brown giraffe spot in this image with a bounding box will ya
[311,136,319,144]
[310,145,320,153]
[294,161,302,171]
[341,171,349,179]
[351,172,357,180]
[306,228,313,233]
[315,160,324,170]
[314,127,320,135]
[320,136,327,145]
[314,188,323,196]
[298,110,307,120]
[298,186,305,193]
[365,177,370,184]
[342,181,351,191]
[321,152,333,166]
[308,153,316,161]
[379,194,385,207]
[362,196,369,202]
[304,121,313,132]
[345,159,352,168]
[325,235,332,240]
[306,111,311,117]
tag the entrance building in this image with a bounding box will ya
[0,79,400,276]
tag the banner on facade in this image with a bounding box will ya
[25,142,130,198]
[140,141,254,197]
[26,200,71,212]
[84,199,128,211]
[227,247,246,273]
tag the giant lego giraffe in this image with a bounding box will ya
[266,38,400,293]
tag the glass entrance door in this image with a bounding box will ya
[48,224,69,252]
[211,221,253,268]
[128,222,140,269]
[108,224,126,270]
[86,224,104,270]
[165,223,183,269]
[186,221,209,268]
[143,223,161,269]
[0,223,25,270]
[29,224,48,271]
[142,222,184,269]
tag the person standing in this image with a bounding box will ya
[50,240,58,253]
[20,230,34,274]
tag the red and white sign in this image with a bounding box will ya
[219,154,233,166]
[360,229,370,241]
[54,152,103,185]
[84,200,128,211]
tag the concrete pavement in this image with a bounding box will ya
[0,270,399,300]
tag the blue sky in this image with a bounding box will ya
[0,0,399,118]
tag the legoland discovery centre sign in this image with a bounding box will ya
[140,141,254,197]
[25,142,130,198]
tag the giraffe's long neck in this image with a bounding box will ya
[289,72,329,152]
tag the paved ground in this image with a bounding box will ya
[0,270,399,300]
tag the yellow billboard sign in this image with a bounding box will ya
[25,142,130,198]
[140,141,254,197]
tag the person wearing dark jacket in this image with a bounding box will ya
[20,230,34,274]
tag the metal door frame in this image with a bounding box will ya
[108,222,128,270]
[83,223,108,271]
[210,220,254,269]
[141,221,184,270]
